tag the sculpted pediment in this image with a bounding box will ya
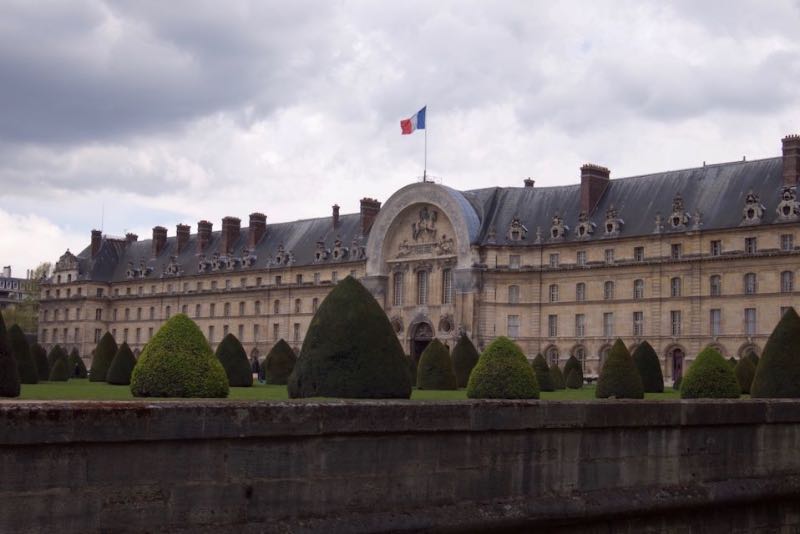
[390,205,457,260]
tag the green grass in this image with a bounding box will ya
[15,380,682,401]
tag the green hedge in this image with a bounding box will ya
[48,350,70,381]
[566,368,583,389]
[31,343,49,381]
[452,333,480,388]
[734,356,756,395]
[596,339,644,399]
[130,314,229,398]
[531,353,554,392]
[0,314,20,397]
[107,342,137,385]
[215,333,253,387]
[632,341,664,393]
[727,357,737,369]
[467,336,539,399]
[90,332,118,382]
[69,348,88,378]
[549,362,565,389]
[264,339,297,385]
[8,324,37,384]
[288,277,411,399]
[751,307,800,398]
[680,346,740,399]
[417,339,457,390]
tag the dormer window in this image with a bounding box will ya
[549,213,568,241]
[506,216,528,241]
[741,190,765,225]
[604,205,624,236]
[574,211,595,239]
[669,193,690,229]
[776,187,800,221]
[314,240,329,262]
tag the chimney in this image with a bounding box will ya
[332,204,340,229]
[247,213,266,248]
[125,232,138,244]
[523,178,535,188]
[152,226,167,257]
[176,224,191,254]
[220,216,241,255]
[360,198,381,235]
[197,220,213,254]
[580,163,610,214]
[782,134,800,186]
[91,230,102,258]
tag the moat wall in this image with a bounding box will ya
[1,400,800,533]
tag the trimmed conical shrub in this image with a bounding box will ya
[751,307,800,398]
[417,339,457,390]
[0,314,20,397]
[69,348,87,378]
[566,367,582,389]
[549,362,566,389]
[264,339,297,385]
[531,353,554,392]
[215,333,253,387]
[107,342,137,385]
[596,339,644,399]
[563,355,583,385]
[8,324,37,384]
[48,352,70,381]
[632,341,663,393]
[734,356,756,395]
[467,337,539,399]
[31,343,49,381]
[288,277,411,398]
[130,314,229,398]
[745,350,760,369]
[452,333,480,388]
[727,357,737,369]
[90,332,118,382]
[680,346,740,399]
[47,345,61,368]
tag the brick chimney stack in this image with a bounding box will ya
[247,213,266,248]
[91,230,102,258]
[197,220,213,254]
[523,178,535,188]
[125,232,138,243]
[176,224,191,254]
[580,163,610,214]
[152,226,167,257]
[782,134,800,186]
[360,198,381,235]
[332,204,340,229]
[220,216,241,255]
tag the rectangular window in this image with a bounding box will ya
[576,250,586,266]
[745,237,757,254]
[211,281,218,290]
[671,277,682,298]
[135,328,141,344]
[417,270,428,305]
[96,288,103,297]
[253,324,260,342]
[575,314,585,338]
[123,328,129,343]
[604,249,614,264]
[124,308,130,320]
[634,246,644,262]
[549,284,558,303]
[240,278,246,288]
[208,325,215,344]
[181,304,187,315]
[507,315,520,338]
[194,304,200,318]
[633,279,644,300]
[710,240,721,256]
[273,323,279,340]
[781,234,794,251]
[671,243,682,260]
[710,309,721,337]
[548,314,558,337]
[331,271,338,283]
[136,307,142,320]
[576,283,586,302]
[74,328,80,343]
[182,283,188,292]
[549,253,559,268]
[671,310,682,336]
[314,272,320,284]
[393,272,404,307]
[94,329,101,343]
[197,281,204,291]
[509,254,520,269]
[603,312,614,338]
[165,306,171,319]
[633,311,643,337]
[238,324,244,340]
[442,269,453,304]
[745,308,757,336]
[210,303,216,318]
[95,308,102,320]
[296,274,303,284]
[239,302,245,315]
[275,275,282,286]
[294,323,301,342]
[223,325,229,337]
[148,327,153,340]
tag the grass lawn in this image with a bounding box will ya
[15,379,681,401]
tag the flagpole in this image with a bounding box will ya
[423,125,427,182]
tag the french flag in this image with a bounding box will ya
[400,106,426,135]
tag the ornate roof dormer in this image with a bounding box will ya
[314,239,329,262]
[549,213,568,241]
[332,237,349,260]
[507,216,528,241]
[603,205,624,237]
[240,247,257,267]
[669,193,690,229]
[741,190,765,225]
[273,244,293,265]
[197,254,212,273]
[163,256,181,276]
[776,187,800,222]
[574,211,595,239]
[54,249,79,272]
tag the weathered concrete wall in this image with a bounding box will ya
[1,400,800,533]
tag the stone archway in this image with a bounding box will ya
[665,344,686,381]
[410,321,434,362]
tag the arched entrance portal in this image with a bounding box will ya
[411,322,434,362]
[670,347,685,381]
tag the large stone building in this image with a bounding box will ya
[0,266,35,311]
[39,135,800,380]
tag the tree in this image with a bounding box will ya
[0,313,20,397]
[215,333,253,387]
[8,324,37,384]
[549,362,566,390]
[452,333,480,388]
[264,339,297,385]
[565,368,583,389]
[467,337,539,399]
[563,355,583,385]
[0,262,50,335]
[31,343,49,380]
[531,353,554,392]
[48,351,70,381]
[288,277,411,399]
[680,346,740,399]
[632,341,664,393]
[734,357,756,395]
[751,307,800,398]
[596,339,644,399]
[417,339,457,390]
[727,357,737,369]
[90,332,118,382]
[69,348,87,378]
[107,342,137,385]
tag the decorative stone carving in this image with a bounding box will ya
[653,213,664,234]
[534,226,542,244]
[163,256,180,276]
[55,250,79,272]
[692,210,703,230]
[128,259,155,278]
[240,248,257,267]
[438,314,454,334]
[314,240,330,262]
[350,237,366,260]
[741,190,765,225]
[434,234,455,255]
[390,316,404,334]
[507,216,528,241]
[273,245,294,266]
[332,238,349,261]
[486,226,497,245]
[197,254,212,273]
[604,205,624,236]
[550,213,568,240]
[776,187,800,221]
[669,193,690,229]
[412,206,438,241]
[574,211,595,239]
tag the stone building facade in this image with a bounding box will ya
[39,135,800,380]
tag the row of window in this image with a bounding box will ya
[392,269,453,307]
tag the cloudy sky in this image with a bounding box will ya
[1,0,799,275]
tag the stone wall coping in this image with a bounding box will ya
[2,399,800,446]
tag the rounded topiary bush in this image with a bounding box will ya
[130,314,229,398]
[107,342,137,385]
[264,339,297,385]
[563,355,583,385]
[680,346,740,399]
[215,333,253,387]
[90,332,118,382]
[48,352,70,381]
[531,353,554,392]
[0,314,20,397]
[31,343,49,381]
[632,341,664,393]
[734,356,756,395]
[467,336,539,399]
[69,348,88,378]
[452,333,480,388]
[549,362,565,389]
[417,339,457,390]
[596,339,644,399]
[566,367,583,389]
[288,276,411,399]
[8,324,37,384]
[751,307,800,398]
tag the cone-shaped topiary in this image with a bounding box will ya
[215,333,253,387]
[563,355,583,385]
[0,314,20,397]
[48,351,70,381]
[728,357,737,369]
[734,356,756,395]
[596,339,644,399]
[452,333,480,388]
[130,314,229,398]
[8,324,37,384]
[31,343,49,381]
[69,348,87,378]
[417,339,458,390]
[680,346,740,399]
[288,276,411,398]
[751,307,800,398]
[90,332,118,382]
[632,341,664,393]
[745,350,760,368]
[47,344,61,368]
[106,342,137,385]
[549,362,566,389]
[467,337,539,399]
[566,367,583,389]
[531,353,555,392]
[264,339,297,385]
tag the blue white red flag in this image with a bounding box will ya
[400,106,426,135]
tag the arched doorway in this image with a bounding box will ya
[669,347,685,381]
[411,322,434,362]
